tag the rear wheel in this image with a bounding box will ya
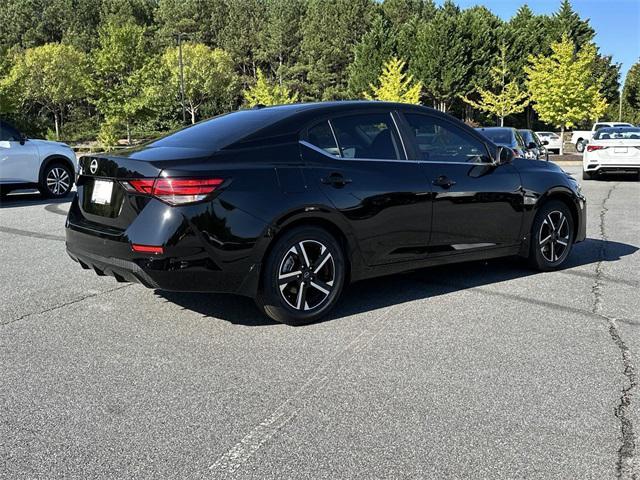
[575,140,586,153]
[256,226,345,325]
[40,163,73,198]
[582,170,594,180]
[528,201,574,271]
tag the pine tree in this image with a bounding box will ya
[526,34,607,155]
[244,68,299,107]
[462,45,528,126]
[547,0,594,50]
[363,57,422,104]
[347,15,394,98]
[622,61,640,124]
[411,0,468,112]
[300,0,375,100]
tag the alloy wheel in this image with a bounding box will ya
[538,210,571,263]
[46,167,71,196]
[278,240,335,311]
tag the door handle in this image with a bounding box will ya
[321,172,352,188]
[432,175,456,188]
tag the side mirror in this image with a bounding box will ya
[542,140,549,145]
[19,133,27,145]
[494,146,514,165]
[527,142,537,149]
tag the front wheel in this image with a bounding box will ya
[40,163,73,198]
[256,226,345,325]
[528,201,575,271]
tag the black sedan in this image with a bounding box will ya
[66,102,586,324]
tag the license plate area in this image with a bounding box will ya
[91,179,114,205]
[614,147,628,154]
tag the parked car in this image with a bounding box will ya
[570,122,633,153]
[582,126,640,180]
[536,131,562,154]
[475,127,530,158]
[0,119,77,198]
[518,129,549,161]
[66,102,586,325]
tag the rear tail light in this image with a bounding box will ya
[124,178,224,205]
[586,145,607,152]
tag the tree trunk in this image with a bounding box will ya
[560,125,565,156]
[499,116,504,127]
[126,122,131,145]
[54,112,60,140]
[191,109,196,125]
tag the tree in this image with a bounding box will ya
[526,35,607,155]
[258,0,306,92]
[363,57,421,104]
[244,68,299,106]
[411,0,468,112]
[347,14,394,98]
[301,0,375,100]
[2,43,88,139]
[463,45,528,126]
[621,61,640,124]
[92,21,154,143]
[162,43,239,124]
[547,0,594,50]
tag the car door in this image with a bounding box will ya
[399,112,524,254]
[0,121,40,183]
[301,111,433,266]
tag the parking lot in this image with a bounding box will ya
[1,165,638,479]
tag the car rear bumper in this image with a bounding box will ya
[584,163,640,174]
[65,197,266,297]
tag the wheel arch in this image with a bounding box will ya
[38,154,76,185]
[537,188,581,241]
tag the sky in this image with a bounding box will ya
[443,0,640,86]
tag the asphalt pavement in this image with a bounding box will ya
[0,165,638,479]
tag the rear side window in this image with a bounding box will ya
[329,113,402,160]
[0,121,21,141]
[306,121,340,156]
[406,114,488,162]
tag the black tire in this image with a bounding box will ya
[582,170,594,180]
[256,226,345,325]
[39,162,73,198]
[575,140,585,153]
[528,200,575,271]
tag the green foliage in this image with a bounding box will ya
[363,57,422,104]
[301,0,375,100]
[621,61,640,124]
[98,117,121,149]
[244,69,299,107]
[412,0,469,111]
[526,34,607,153]
[162,43,239,124]
[1,43,89,139]
[463,45,529,125]
[0,0,625,142]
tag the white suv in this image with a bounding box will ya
[0,119,78,198]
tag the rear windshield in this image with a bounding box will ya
[147,107,297,152]
[593,127,640,140]
[476,129,514,146]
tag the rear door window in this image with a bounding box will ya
[329,113,402,160]
[306,121,340,157]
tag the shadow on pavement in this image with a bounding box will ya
[0,191,73,208]
[158,237,637,327]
